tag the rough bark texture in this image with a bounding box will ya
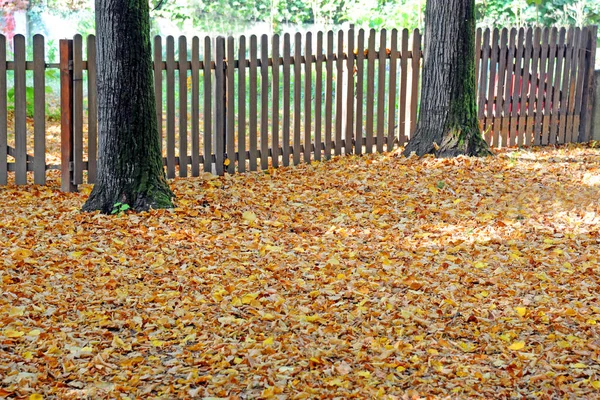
[403,0,492,158]
[83,0,174,214]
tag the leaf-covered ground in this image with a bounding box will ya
[1,145,600,399]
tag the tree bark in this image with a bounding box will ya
[83,0,174,213]
[403,0,492,158]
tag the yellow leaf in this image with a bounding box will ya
[356,370,371,378]
[591,380,600,389]
[9,307,25,316]
[151,339,165,347]
[571,363,586,369]
[508,341,525,351]
[241,292,259,304]
[112,238,124,246]
[231,296,242,306]
[233,357,243,364]
[242,211,257,223]
[263,337,274,346]
[515,307,527,317]
[224,158,231,166]
[586,319,596,325]
[4,329,25,338]
[29,395,43,400]
[28,329,41,336]
[304,314,322,323]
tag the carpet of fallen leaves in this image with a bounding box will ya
[1,144,600,399]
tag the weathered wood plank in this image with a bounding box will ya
[509,28,524,147]
[324,31,334,160]
[376,29,386,153]
[549,28,566,145]
[409,29,421,139]
[346,28,355,154]
[166,36,176,177]
[354,29,365,154]
[293,32,302,165]
[572,27,588,142]
[304,32,312,163]
[153,36,163,154]
[486,28,499,144]
[541,28,557,145]
[517,29,532,146]
[87,35,97,183]
[14,35,27,185]
[526,28,541,146]
[203,36,212,172]
[33,34,46,185]
[565,28,580,144]
[60,39,75,192]
[493,28,508,148]
[72,34,84,184]
[260,34,269,169]
[578,26,598,142]
[191,36,200,176]
[478,28,490,134]
[314,31,323,161]
[398,28,408,146]
[534,28,549,146]
[501,28,516,147]
[282,34,291,166]
[238,35,247,172]
[249,35,259,170]
[271,34,280,167]
[334,30,344,156]
[215,37,226,175]
[365,29,376,153]
[387,29,398,151]
[178,36,188,176]
[226,37,235,173]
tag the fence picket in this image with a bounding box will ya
[304,32,312,163]
[558,28,574,144]
[178,36,188,177]
[509,28,524,147]
[249,35,259,170]
[335,30,344,156]
[153,36,163,154]
[14,35,27,184]
[475,27,482,93]
[387,29,398,151]
[573,27,588,141]
[354,29,365,154]
[346,28,355,155]
[293,33,302,165]
[215,37,226,176]
[376,29,387,153]
[549,28,566,145]
[72,35,84,184]
[485,28,499,143]
[271,34,280,167]
[525,28,541,146]
[534,28,549,146]
[325,31,334,160]
[87,35,97,183]
[517,29,532,146]
[191,37,200,176]
[227,36,235,173]
[33,34,46,185]
[579,26,598,142]
[166,36,176,177]
[238,36,247,172]
[478,28,490,135]
[566,28,580,144]
[260,34,269,169]
[0,35,6,185]
[314,31,323,160]
[493,28,508,148]
[501,28,516,147]
[366,29,376,153]
[282,34,291,166]
[409,29,421,139]
[398,29,408,146]
[203,37,212,172]
[541,28,557,145]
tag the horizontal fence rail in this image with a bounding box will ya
[0,26,597,190]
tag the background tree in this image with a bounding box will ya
[403,0,492,158]
[82,0,173,213]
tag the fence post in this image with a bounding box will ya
[578,25,598,143]
[214,36,226,175]
[60,39,76,192]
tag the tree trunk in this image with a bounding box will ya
[83,0,174,213]
[403,0,492,158]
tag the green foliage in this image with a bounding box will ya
[111,202,131,215]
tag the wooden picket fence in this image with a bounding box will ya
[0,26,597,190]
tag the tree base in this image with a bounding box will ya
[403,125,492,158]
[82,177,174,214]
